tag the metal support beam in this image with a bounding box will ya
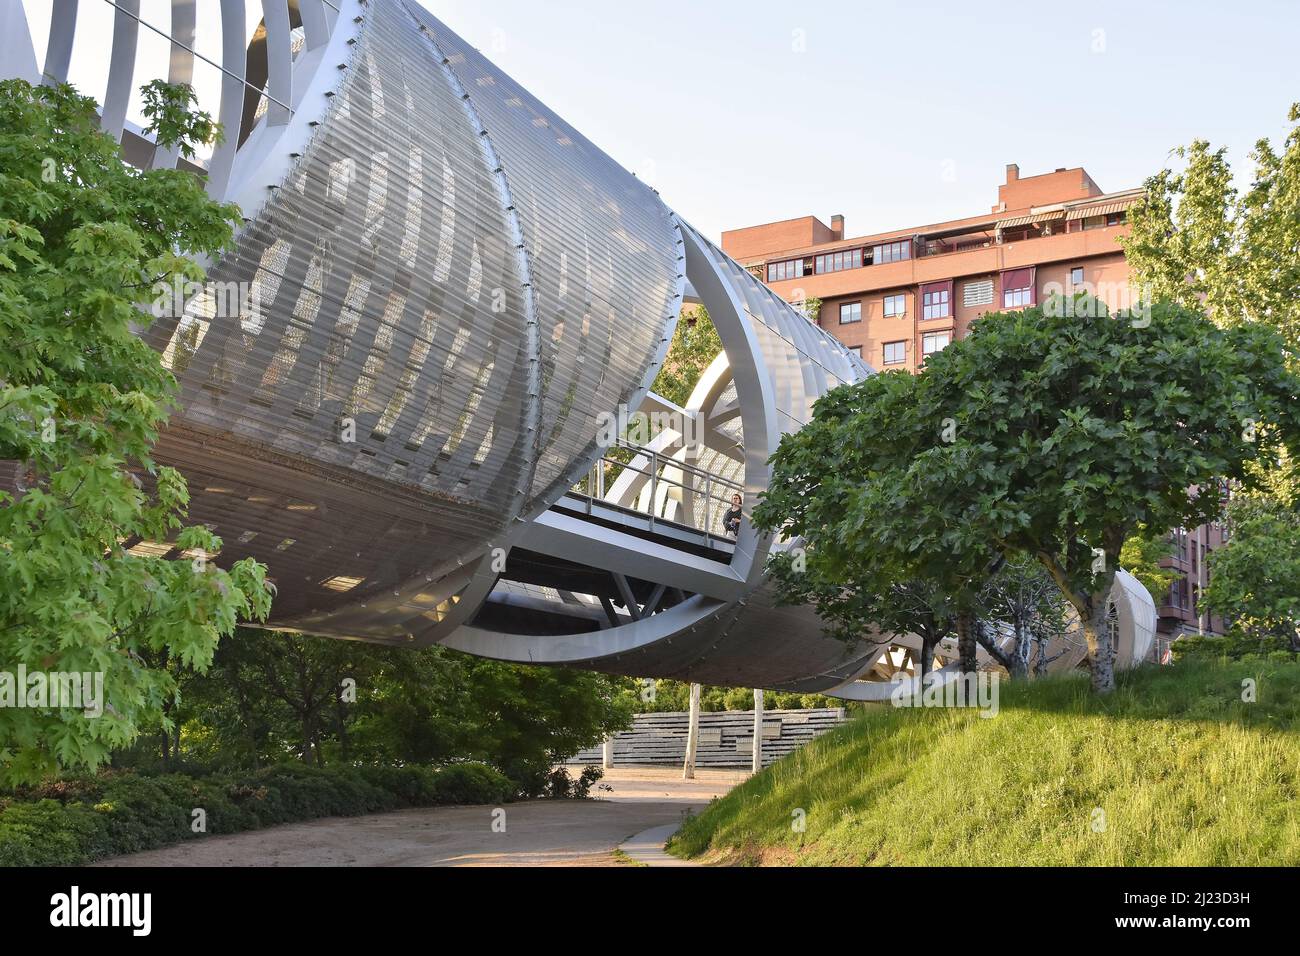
[611,571,641,621]
[643,582,667,617]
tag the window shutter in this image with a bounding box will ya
[962,278,994,307]
[1000,268,1033,291]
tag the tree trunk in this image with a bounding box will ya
[1036,547,1120,694]
[1082,597,1117,694]
[918,636,936,681]
[1034,632,1051,677]
[301,714,319,765]
[1010,619,1030,680]
[956,612,978,674]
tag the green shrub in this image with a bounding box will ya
[430,762,512,804]
[1172,630,1297,663]
[353,765,442,804]
[97,775,192,854]
[0,799,112,866]
[0,760,516,866]
[540,765,603,799]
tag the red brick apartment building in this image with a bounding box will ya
[723,163,1222,645]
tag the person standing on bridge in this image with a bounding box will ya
[723,493,743,537]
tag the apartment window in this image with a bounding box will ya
[815,248,862,274]
[872,240,911,264]
[922,331,951,360]
[962,278,994,308]
[767,258,804,282]
[839,301,862,324]
[921,281,952,320]
[882,340,906,365]
[1070,266,1084,287]
[883,294,906,317]
[1080,211,1125,232]
[1004,287,1031,308]
[847,345,862,358]
[1001,267,1035,309]
[1171,528,1188,562]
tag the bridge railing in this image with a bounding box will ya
[570,440,743,544]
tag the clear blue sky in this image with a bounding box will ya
[427,0,1297,243]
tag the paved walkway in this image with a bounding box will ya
[95,767,745,867]
[619,823,697,866]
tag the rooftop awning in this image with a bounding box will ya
[996,211,1064,230]
[1066,198,1138,221]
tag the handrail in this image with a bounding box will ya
[572,437,743,536]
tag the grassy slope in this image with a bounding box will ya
[669,658,1300,865]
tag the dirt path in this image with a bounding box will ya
[94,768,745,867]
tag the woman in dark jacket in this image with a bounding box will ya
[723,493,743,537]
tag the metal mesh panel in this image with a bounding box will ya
[405,2,684,513]
[159,0,535,632]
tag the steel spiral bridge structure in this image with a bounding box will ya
[4,0,1155,697]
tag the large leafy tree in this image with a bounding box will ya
[0,80,271,784]
[1122,103,1300,348]
[906,298,1298,692]
[1123,106,1300,647]
[753,369,995,680]
[759,298,1299,694]
[651,305,723,407]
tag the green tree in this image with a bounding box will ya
[651,305,722,406]
[908,297,1298,692]
[758,297,1299,694]
[131,628,632,788]
[752,369,995,680]
[1123,104,1300,639]
[1122,103,1299,349]
[454,655,632,789]
[0,79,271,784]
[1202,496,1300,653]
[1119,526,1179,608]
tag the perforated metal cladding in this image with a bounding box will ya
[683,223,869,433]
[158,0,535,631]
[405,2,684,514]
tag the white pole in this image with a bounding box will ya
[1197,524,1206,635]
[682,682,701,779]
[751,688,764,774]
[602,736,614,770]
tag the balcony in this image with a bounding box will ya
[755,222,1132,299]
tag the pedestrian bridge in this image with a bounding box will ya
[3,0,1155,693]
